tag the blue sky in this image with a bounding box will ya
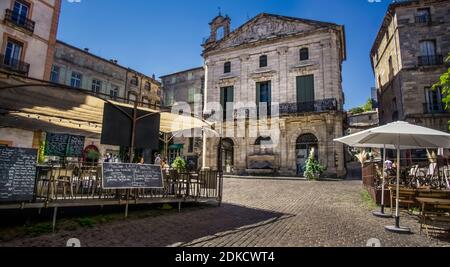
[58,0,392,109]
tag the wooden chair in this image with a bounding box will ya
[389,186,417,214]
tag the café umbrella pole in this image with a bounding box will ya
[373,145,392,218]
[385,135,411,233]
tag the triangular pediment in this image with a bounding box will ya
[206,13,336,52]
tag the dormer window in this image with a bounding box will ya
[259,55,268,68]
[300,48,309,61]
[224,61,231,74]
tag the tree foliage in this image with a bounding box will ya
[433,53,450,130]
[349,98,373,114]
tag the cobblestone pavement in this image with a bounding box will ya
[1,179,448,247]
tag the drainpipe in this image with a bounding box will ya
[202,61,209,169]
[125,69,129,101]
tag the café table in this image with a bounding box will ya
[416,197,450,236]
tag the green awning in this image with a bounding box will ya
[169,144,184,150]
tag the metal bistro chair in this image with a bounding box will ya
[198,170,218,198]
[168,169,180,197]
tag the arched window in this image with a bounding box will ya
[254,136,273,154]
[224,61,231,73]
[259,55,268,68]
[255,136,272,146]
[300,48,309,61]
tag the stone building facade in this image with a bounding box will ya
[52,41,161,109]
[345,110,379,135]
[202,13,347,177]
[0,0,61,80]
[0,0,60,149]
[160,67,204,166]
[371,0,450,132]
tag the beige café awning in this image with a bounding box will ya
[0,71,214,139]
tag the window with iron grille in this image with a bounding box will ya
[4,39,23,68]
[12,1,30,27]
[416,8,431,23]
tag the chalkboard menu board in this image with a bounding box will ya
[45,133,85,157]
[0,147,37,202]
[102,163,163,189]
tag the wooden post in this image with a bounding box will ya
[124,189,130,218]
[52,206,58,232]
[217,137,223,207]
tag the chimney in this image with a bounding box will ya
[152,74,156,80]
[84,48,89,52]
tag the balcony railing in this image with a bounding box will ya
[423,103,447,114]
[418,55,443,66]
[0,54,30,76]
[4,9,35,33]
[415,15,431,24]
[280,98,338,115]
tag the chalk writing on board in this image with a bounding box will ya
[0,147,37,202]
[45,133,85,157]
[102,163,163,189]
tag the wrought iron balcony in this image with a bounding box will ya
[0,54,30,76]
[280,98,338,115]
[423,103,447,114]
[418,55,443,66]
[415,15,431,24]
[4,9,35,33]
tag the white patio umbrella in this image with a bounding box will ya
[335,121,450,233]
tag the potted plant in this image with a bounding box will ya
[86,149,101,165]
[303,148,325,180]
[171,156,187,173]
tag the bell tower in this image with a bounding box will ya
[206,12,231,44]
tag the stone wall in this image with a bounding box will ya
[0,128,34,148]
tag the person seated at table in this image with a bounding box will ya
[161,159,170,175]
[154,154,162,165]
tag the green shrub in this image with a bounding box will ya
[171,157,187,172]
[303,148,325,180]
[25,223,53,237]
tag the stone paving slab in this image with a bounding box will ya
[0,179,448,247]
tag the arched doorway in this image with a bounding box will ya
[222,138,234,174]
[296,134,319,176]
